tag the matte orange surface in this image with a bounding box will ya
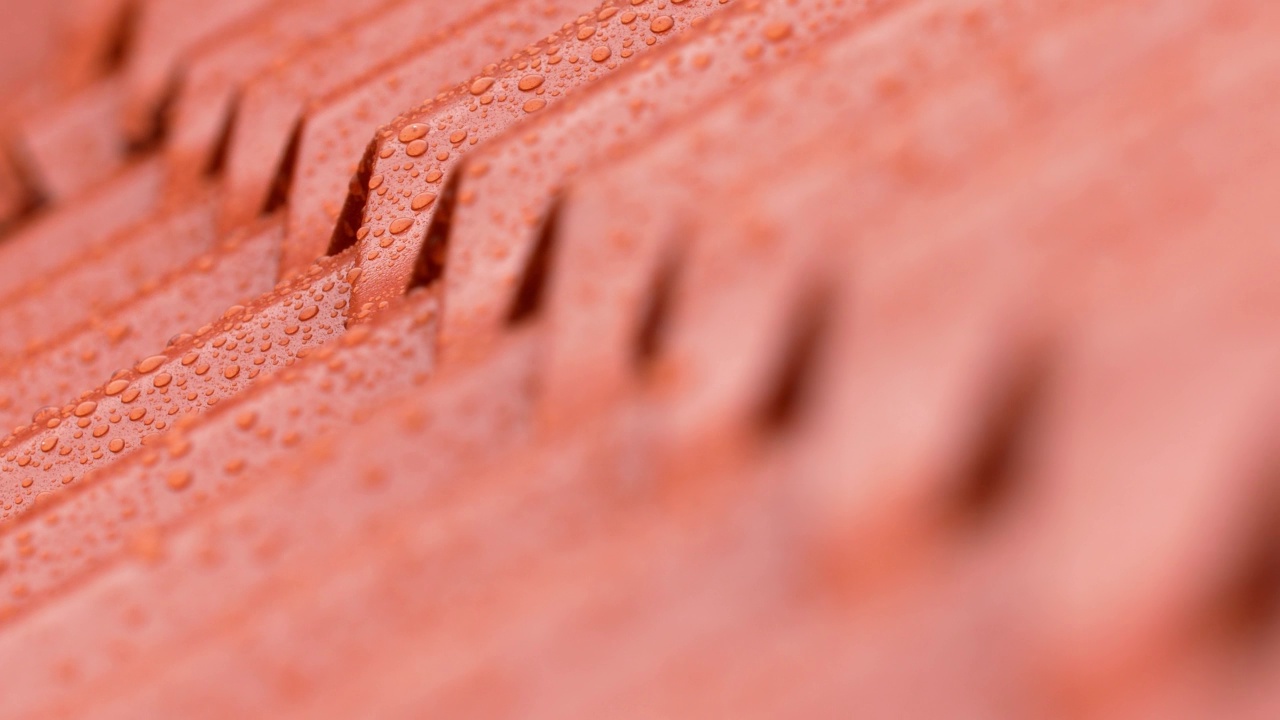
[0,0,1278,717]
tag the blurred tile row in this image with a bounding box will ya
[0,0,1279,717]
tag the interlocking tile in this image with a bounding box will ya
[0,159,163,301]
[14,77,127,201]
[0,0,1278,716]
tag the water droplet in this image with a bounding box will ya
[469,77,495,95]
[136,356,165,373]
[299,305,320,321]
[764,21,792,41]
[224,365,241,380]
[405,139,428,157]
[73,401,97,417]
[591,46,612,62]
[651,16,674,33]
[523,99,547,113]
[411,193,437,211]
[104,379,129,396]
[166,470,192,491]
[389,218,413,234]
[518,75,545,91]
[397,123,428,143]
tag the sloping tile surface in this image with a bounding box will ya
[0,0,1279,717]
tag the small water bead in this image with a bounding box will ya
[397,123,428,143]
[166,471,192,491]
[31,407,59,425]
[764,21,792,41]
[136,356,166,373]
[73,401,97,417]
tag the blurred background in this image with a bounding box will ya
[0,0,1278,717]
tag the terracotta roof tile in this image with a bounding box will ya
[0,0,1277,715]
